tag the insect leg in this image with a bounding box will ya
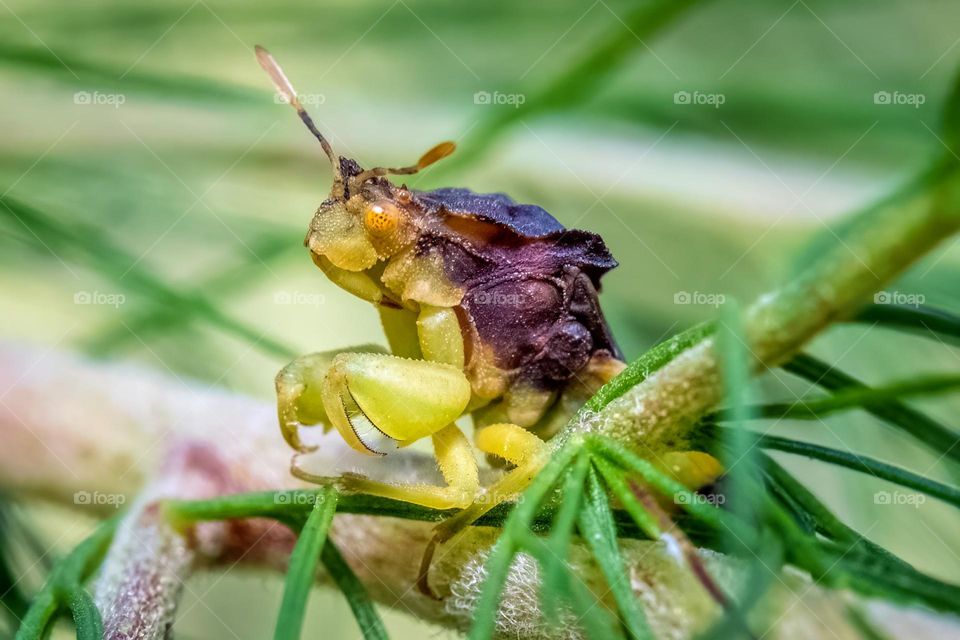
[416,304,464,368]
[424,423,547,536]
[379,306,422,359]
[474,422,546,467]
[320,353,471,454]
[341,423,479,510]
[275,344,387,451]
[311,253,406,309]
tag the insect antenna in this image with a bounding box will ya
[350,141,456,188]
[255,45,343,189]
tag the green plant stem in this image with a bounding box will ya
[761,456,875,545]
[274,487,338,640]
[744,158,960,364]
[715,374,960,421]
[320,542,388,640]
[782,353,960,465]
[588,436,753,544]
[68,590,104,640]
[854,303,960,347]
[716,301,762,526]
[15,517,117,640]
[539,452,590,625]
[164,490,517,529]
[579,467,654,640]
[164,490,310,528]
[759,453,854,541]
[824,544,960,613]
[753,433,960,507]
[758,453,920,578]
[584,322,715,413]
[575,158,960,451]
[15,592,57,640]
[164,485,688,544]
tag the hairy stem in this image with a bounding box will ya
[576,161,960,450]
[2,342,952,638]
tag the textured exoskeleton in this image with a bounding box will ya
[257,46,720,528]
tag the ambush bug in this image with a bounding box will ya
[256,45,721,589]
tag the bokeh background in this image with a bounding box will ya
[1,0,959,637]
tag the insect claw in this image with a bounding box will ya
[280,415,318,454]
[289,453,340,486]
[416,537,442,600]
[280,416,319,454]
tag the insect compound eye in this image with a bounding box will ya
[363,200,401,237]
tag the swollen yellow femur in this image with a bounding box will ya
[363,201,401,237]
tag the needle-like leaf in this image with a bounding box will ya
[579,467,654,640]
[274,487,338,640]
[321,540,388,640]
[539,451,590,626]
[710,374,960,421]
[854,303,960,347]
[783,353,960,466]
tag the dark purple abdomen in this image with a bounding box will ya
[461,265,621,391]
[414,186,622,390]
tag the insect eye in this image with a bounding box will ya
[363,201,401,237]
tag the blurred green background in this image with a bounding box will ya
[2,0,959,637]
